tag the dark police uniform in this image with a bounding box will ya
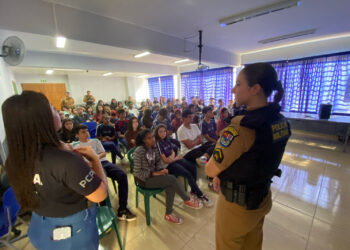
[210,103,291,250]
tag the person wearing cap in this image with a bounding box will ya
[177,109,215,168]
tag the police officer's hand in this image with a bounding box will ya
[213,177,221,193]
[74,146,99,163]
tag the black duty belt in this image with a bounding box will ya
[220,181,270,210]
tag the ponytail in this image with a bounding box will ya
[273,80,284,104]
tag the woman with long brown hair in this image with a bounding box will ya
[2,91,107,249]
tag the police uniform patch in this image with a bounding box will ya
[219,126,238,147]
[213,148,224,163]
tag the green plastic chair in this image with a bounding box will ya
[135,181,163,226]
[96,192,123,250]
[126,147,136,173]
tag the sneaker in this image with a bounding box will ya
[184,196,203,209]
[199,194,214,208]
[195,156,207,168]
[117,208,137,222]
[164,214,183,224]
[208,181,215,192]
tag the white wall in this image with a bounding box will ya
[0,60,16,159]
[68,75,128,104]
[126,77,149,104]
[14,73,69,93]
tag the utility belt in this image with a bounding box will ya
[220,181,271,210]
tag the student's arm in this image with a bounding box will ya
[159,150,176,164]
[204,134,216,143]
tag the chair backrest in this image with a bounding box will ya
[127,147,136,164]
[83,121,97,139]
[2,187,20,225]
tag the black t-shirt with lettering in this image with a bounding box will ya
[96,124,115,138]
[33,146,101,217]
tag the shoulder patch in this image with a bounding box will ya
[271,119,290,143]
[213,148,224,163]
[219,126,238,147]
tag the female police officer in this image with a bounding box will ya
[205,63,291,250]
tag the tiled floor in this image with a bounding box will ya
[6,130,350,250]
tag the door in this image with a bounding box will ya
[21,83,67,110]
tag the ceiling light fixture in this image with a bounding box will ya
[46,69,54,75]
[56,36,66,48]
[174,58,190,64]
[103,72,112,76]
[258,29,316,44]
[219,0,301,27]
[134,51,150,58]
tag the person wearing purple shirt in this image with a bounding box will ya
[201,106,218,144]
[154,124,213,208]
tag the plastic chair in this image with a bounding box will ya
[96,192,123,250]
[0,188,27,249]
[126,147,136,173]
[135,181,163,226]
[83,121,97,139]
[174,175,188,191]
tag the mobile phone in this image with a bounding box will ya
[52,226,72,241]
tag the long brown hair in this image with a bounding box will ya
[2,91,60,210]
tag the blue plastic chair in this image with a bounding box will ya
[83,121,97,139]
[0,188,27,249]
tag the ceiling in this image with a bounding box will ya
[46,0,350,53]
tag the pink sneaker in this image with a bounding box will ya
[184,196,203,209]
[164,214,183,224]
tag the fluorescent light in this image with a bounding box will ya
[241,32,350,55]
[103,72,112,76]
[56,36,66,48]
[46,69,54,75]
[174,58,190,64]
[134,51,150,58]
[136,75,149,78]
[219,0,301,26]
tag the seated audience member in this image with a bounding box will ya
[181,100,188,110]
[58,118,77,143]
[94,105,104,123]
[110,98,118,110]
[217,99,223,112]
[232,101,246,117]
[83,90,96,107]
[117,101,124,109]
[198,100,205,110]
[177,109,214,167]
[96,115,124,164]
[226,99,234,115]
[146,98,152,108]
[201,106,218,144]
[209,98,216,112]
[174,99,181,109]
[97,99,104,107]
[153,97,159,105]
[125,117,141,149]
[103,104,111,116]
[128,102,138,118]
[142,108,153,129]
[137,105,145,124]
[154,125,213,207]
[133,129,202,224]
[171,109,183,133]
[152,108,173,134]
[60,91,74,110]
[217,107,230,132]
[86,106,94,121]
[110,110,118,124]
[152,105,160,120]
[73,125,136,221]
[58,111,66,121]
[115,109,129,149]
[166,100,173,113]
[73,106,88,126]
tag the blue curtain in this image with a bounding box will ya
[160,75,174,100]
[148,77,160,101]
[271,52,350,115]
[181,67,233,106]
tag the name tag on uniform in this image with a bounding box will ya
[271,119,289,143]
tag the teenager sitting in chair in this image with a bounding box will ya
[115,109,129,150]
[96,115,124,164]
[133,129,202,224]
[73,124,136,221]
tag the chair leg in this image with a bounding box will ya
[144,195,151,226]
[111,219,123,250]
[136,189,139,208]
